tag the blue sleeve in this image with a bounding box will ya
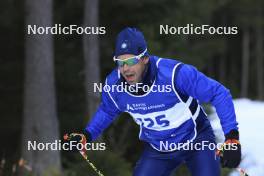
[85,86,122,141]
[175,64,238,134]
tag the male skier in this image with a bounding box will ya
[71,27,241,176]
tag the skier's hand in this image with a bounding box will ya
[219,129,241,168]
[63,130,91,152]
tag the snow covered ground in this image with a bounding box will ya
[208,99,264,176]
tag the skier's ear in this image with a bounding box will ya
[142,56,149,64]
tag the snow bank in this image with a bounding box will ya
[208,98,264,176]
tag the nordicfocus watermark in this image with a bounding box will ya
[27,140,106,151]
[27,24,106,35]
[93,82,173,93]
[159,141,238,151]
[160,24,238,35]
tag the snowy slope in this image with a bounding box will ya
[208,99,264,176]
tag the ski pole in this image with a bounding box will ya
[63,133,104,176]
[236,167,249,176]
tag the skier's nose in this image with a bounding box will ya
[123,64,130,72]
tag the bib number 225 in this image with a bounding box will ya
[136,115,170,128]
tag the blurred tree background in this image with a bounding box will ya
[0,0,263,175]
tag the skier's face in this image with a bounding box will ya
[117,54,149,85]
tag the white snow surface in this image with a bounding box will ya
[208,98,264,176]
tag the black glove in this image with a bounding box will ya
[63,130,92,151]
[220,129,241,168]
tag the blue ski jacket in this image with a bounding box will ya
[85,56,238,151]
